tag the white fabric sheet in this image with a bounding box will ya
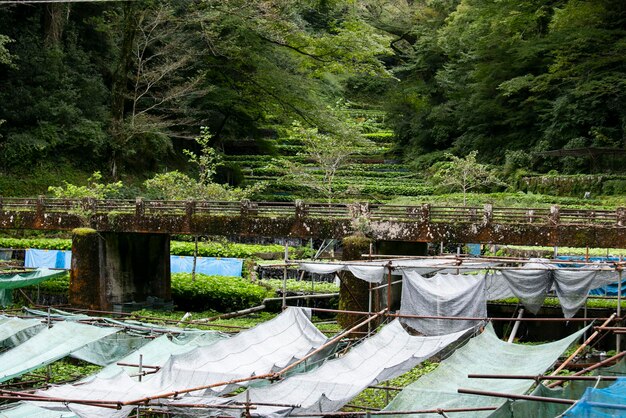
[0,316,44,349]
[31,308,327,418]
[0,321,118,383]
[299,259,495,284]
[400,272,487,335]
[229,320,471,417]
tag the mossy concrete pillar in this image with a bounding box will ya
[70,230,171,310]
[337,235,372,329]
[70,228,105,310]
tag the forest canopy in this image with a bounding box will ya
[0,0,625,198]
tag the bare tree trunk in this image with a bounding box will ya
[43,4,70,45]
[110,3,140,178]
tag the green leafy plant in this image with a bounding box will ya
[48,171,122,199]
[171,273,271,312]
[430,151,507,206]
[262,279,339,294]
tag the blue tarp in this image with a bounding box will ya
[170,255,243,277]
[467,244,482,256]
[24,250,242,277]
[563,377,626,417]
[24,249,71,269]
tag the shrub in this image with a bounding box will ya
[0,237,72,250]
[171,273,270,311]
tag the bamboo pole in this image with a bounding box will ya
[549,313,617,379]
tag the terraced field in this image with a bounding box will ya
[224,111,429,201]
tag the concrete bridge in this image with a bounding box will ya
[2,197,625,246]
[2,197,625,310]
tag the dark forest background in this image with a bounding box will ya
[1,0,625,199]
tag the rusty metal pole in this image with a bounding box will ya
[191,235,198,282]
[549,313,617,381]
[277,309,387,377]
[283,244,288,310]
[386,263,392,311]
[368,244,374,335]
[618,267,622,353]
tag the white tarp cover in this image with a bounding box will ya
[87,332,228,380]
[299,259,495,284]
[400,272,487,336]
[69,333,150,366]
[378,323,588,418]
[0,332,226,418]
[31,308,328,418]
[499,261,555,313]
[0,403,77,418]
[552,270,614,317]
[299,262,385,283]
[495,259,616,317]
[0,321,118,383]
[220,320,472,418]
[0,315,44,349]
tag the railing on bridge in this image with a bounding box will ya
[1,197,625,226]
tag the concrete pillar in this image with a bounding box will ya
[70,230,171,310]
[69,228,105,310]
[337,235,372,329]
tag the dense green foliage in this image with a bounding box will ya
[0,237,312,259]
[0,237,73,250]
[262,278,339,294]
[1,1,625,202]
[377,0,626,172]
[171,273,270,311]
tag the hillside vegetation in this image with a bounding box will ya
[0,1,624,204]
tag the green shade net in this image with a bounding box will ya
[0,330,225,418]
[378,323,588,418]
[87,332,228,380]
[0,269,66,307]
[0,403,77,418]
[0,316,44,351]
[70,333,150,367]
[489,360,626,418]
[0,321,117,383]
[24,307,91,321]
